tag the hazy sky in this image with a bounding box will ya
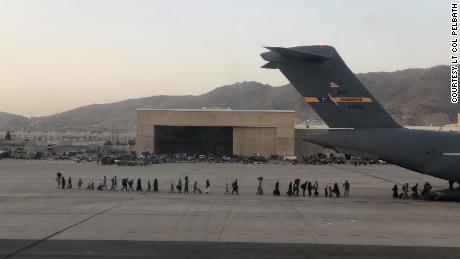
[0,0,450,117]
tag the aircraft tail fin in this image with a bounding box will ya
[261,45,400,129]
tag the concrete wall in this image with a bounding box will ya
[233,127,276,156]
[136,109,295,156]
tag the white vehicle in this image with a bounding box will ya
[283,155,297,161]
[222,156,231,161]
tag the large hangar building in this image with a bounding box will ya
[136,109,295,157]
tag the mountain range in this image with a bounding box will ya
[0,65,457,133]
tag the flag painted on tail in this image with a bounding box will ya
[330,81,340,88]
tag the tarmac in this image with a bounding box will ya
[0,160,459,258]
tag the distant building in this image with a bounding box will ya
[136,109,295,157]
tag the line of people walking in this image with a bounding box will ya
[56,172,350,198]
[169,177,240,195]
[271,178,350,198]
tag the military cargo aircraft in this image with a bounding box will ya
[261,45,460,185]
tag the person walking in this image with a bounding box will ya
[109,177,114,191]
[170,180,175,194]
[121,178,127,191]
[403,183,409,199]
[61,176,66,189]
[273,181,280,196]
[314,181,319,197]
[293,179,300,196]
[153,178,159,192]
[78,178,83,189]
[56,172,62,189]
[231,179,239,195]
[147,180,152,192]
[343,180,350,197]
[205,179,210,194]
[177,178,182,193]
[136,178,143,191]
[114,176,118,191]
[328,185,332,197]
[392,184,399,198]
[67,177,72,189]
[257,177,263,195]
[307,181,313,197]
[128,179,134,191]
[301,181,307,197]
[287,182,293,197]
[184,176,189,194]
[324,185,328,197]
[411,183,419,199]
[102,176,107,191]
[333,183,340,198]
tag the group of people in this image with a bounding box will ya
[271,179,350,198]
[86,176,161,192]
[119,177,160,192]
[169,176,212,194]
[56,172,73,189]
[392,182,432,199]
[169,177,241,195]
[55,172,350,197]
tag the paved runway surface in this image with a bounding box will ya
[2,240,460,259]
[0,160,459,258]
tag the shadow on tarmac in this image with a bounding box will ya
[1,239,459,259]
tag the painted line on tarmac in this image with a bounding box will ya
[1,198,133,259]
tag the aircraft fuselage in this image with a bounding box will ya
[304,128,460,181]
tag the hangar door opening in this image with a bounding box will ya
[154,125,233,155]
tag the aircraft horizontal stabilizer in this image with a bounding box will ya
[261,62,278,69]
[263,46,330,62]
